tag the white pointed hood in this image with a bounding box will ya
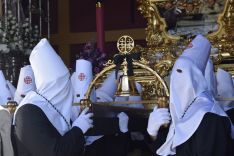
[157,35,227,155]
[0,71,13,105]
[205,59,217,97]
[70,59,96,121]
[72,59,94,103]
[181,35,211,74]
[14,65,36,104]
[14,38,73,135]
[204,59,221,116]
[96,71,117,102]
[216,68,234,111]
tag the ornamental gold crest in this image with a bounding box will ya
[117,35,134,54]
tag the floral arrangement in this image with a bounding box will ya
[0,10,41,86]
[0,10,22,54]
[21,18,40,55]
[0,10,40,55]
[77,41,107,74]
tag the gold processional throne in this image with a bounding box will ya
[78,36,171,134]
[136,0,234,102]
[81,35,170,109]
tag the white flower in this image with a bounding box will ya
[14,36,18,41]
[22,23,28,27]
[18,45,23,50]
[2,38,7,42]
[11,20,16,25]
[0,49,10,53]
[9,43,16,49]
[23,43,28,47]
[0,44,8,50]
[8,14,13,18]
[25,49,32,55]
[0,44,10,53]
[10,30,14,34]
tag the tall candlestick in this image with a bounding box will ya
[17,0,21,24]
[29,0,32,30]
[47,0,50,39]
[4,0,7,29]
[96,2,105,53]
[0,0,2,18]
[39,0,42,37]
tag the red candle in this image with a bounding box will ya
[96,2,105,53]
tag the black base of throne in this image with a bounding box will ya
[86,104,149,135]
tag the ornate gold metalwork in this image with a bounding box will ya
[115,60,140,97]
[85,60,168,97]
[117,35,135,54]
[72,33,173,116]
[82,53,169,111]
[138,0,179,48]
[6,101,18,115]
[137,0,234,74]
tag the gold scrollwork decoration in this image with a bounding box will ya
[82,59,169,110]
[137,0,234,74]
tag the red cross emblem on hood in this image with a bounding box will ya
[24,76,32,84]
[78,73,86,81]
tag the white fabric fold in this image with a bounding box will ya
[0,106,14,156]
[0,71,13,105]
[96,71,117,101]
[216,68,234,111]
[6,80,16,99]
[204,59,217,97]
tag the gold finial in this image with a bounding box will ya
[96,2,102,7]
[117,35,134,54]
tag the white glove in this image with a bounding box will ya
[147,106,171,137]
[72,107,93,134]
[117,112,129,133]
